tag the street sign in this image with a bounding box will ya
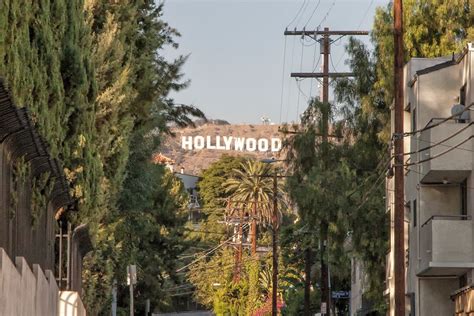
[332,291,350,299]
[321,302,327,314]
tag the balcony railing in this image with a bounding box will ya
[418,215,474,276]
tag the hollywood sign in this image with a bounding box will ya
[181,136,282,152]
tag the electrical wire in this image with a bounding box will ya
[286,0,308,28]
[333,0,374,70]
[403,122,474,156]
[414,135,474,154]
[279,36,288,124]
[357,0,375,30]
[286,36,297,122]
[295,0,311,27]
[296,79,310,103]
[351,165,388,213]
[406,167,474,192]
[404,135,474,167]
[176,223,250,273]
[330,54,338,72]
[304,0,322,28]
[309,40,319,99]
[402,103,474,137]
[296,40,305,120]
[316,0,336,29]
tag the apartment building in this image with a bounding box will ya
[386,44,474,315]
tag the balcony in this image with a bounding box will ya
[418,215,474,276]
[418,121,473,183]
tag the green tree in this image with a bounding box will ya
[195,155,246,244]
[224,159,275,256]
[284,100,352,315]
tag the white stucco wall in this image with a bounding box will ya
[0,248,58,315]
[390,47,474,316]
[0,248,86,316]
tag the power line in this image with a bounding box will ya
[357,0,375,30]
[351,163,387,213]
[334,0,375,71]
[295,0,311,27]
[402,103,473,137]
[403,122,474,156]
[309,40,320,99]
[286,36,297,122]
[296,40,305,120]
[279,36,288,124]
[407,167,474,192]
[304,0,322,28]
[176,223,249,273]
[330,54,338,72]
[404,135,474,167]
[286,0,309,28]
[316,0,336,28]
[296,79,310,103]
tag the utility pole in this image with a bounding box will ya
[230,201,245,282]
[393,1,405,315]
[321,28,331,316]
[284,27,368,316]
[272,172,278,316]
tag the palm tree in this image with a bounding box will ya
[224,159,275,256]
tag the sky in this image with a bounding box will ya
[162,0,389,124]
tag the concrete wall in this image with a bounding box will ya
[419,278,458,316]
[417,62,464,129]
[420,124,473,183]
[419,185,461,225]
[419,219,474,274]
[0,248,58,315]
[0,248,86,316]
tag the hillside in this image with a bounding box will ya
[160,123,283,175]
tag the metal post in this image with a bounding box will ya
[394,0,405,315]
[66,222,71,290]
[112,279,117,316]
[130,283,134,316]
[145,299,150,316]
[272,172,278,316]
[58,224,62,289]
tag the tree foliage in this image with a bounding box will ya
[0,0,203,313]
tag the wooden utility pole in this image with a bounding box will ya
[284,27,368,316]
[252,199,258,256]
[393,1,405,315]
[271,173,278,316]
[230,201,245,282]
